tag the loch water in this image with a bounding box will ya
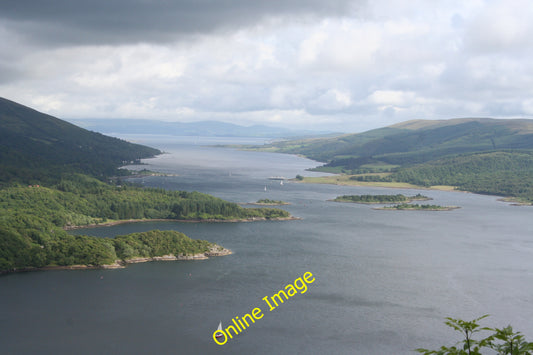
[2,136,533,355]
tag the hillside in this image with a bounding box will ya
[261,118,533,166]
[257,118,533,202]
[0,98,293,273]
[0,97,161,185]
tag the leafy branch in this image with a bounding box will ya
[416,315,533,355]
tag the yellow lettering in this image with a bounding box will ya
[293,277,308,294]
[225,325,238,338]
[213,330,227,345]
[303,272,315,284]
[252,307,264,319]
[236,316,246,329]
[232,318,242,332]
[242,313,254,326]
[271,290,289,306]
[285,283,297,296]
[262,296,276,311]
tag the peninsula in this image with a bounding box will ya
[0,97,294,274]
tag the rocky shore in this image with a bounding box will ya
[4,244,232,273]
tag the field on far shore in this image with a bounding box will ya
[295,175,456,191]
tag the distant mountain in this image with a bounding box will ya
[0,97,161,185]
[263,117,533,165]
[68,118,333,138]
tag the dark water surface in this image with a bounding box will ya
[2,136,533,354]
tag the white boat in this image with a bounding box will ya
[280,180,283,185]
[264,186,267,191]
[215,321,223,338]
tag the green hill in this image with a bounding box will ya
[262,118,533,166]
[0,97,293,273]
[259,118,533,202]
[0,97,161,185]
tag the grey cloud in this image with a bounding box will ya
[0,0,358,46]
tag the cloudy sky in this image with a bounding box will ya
[1,0,532,132]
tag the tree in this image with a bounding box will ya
[416,315,533,355]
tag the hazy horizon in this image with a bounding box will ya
[1,1,533,132]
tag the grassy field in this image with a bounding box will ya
[295,175,456,191]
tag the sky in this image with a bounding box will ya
[1,0,533,133]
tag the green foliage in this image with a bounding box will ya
[487,326,533,355]
[258,118,533,201]
[334,194,428,204]
[0,97,161,186]
[256,199,287,205]
[382,203,453,210]
[416,315,533,355]
[261,118,533,165]
[114,230,211,259]
[0,174,289,272]
[391,151,533,202]
[349,174,392,182]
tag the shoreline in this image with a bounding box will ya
[1,245,233,274]
[373,206,460,211]
[242,202,291,206]
[329,197,432,204]
[497,197,533,206]
[292,176,457,192]
[64,216,300,230]
[299,175,531,206]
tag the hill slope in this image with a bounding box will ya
[0,97,161,184]
[263,118,533,166]
[259,118,533,202]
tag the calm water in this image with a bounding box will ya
[2,137,533,355]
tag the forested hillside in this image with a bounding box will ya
[254,118,533,202]
[391,151,533,199]
[0,97,160,185]
[0,98,291,273]
[0,174,289,272]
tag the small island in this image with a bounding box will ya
[374,203,460,211]
[249,198,290,206]
[332,193,430,204]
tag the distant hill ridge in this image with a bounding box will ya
[0,97,160,185]
[263,117,533,164]
[68,118,332,138]
[391,117,533,133]
[258,116,533,202]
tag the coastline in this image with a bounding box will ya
[373,206,460,211]
[292,175,457,192]
[497,197,533,206]
[242,202,291,206]
[64,216,300,230]
[329,197,432,204]
[2,245,233,274]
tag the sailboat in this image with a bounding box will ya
[215,321,224,338]
[264,185,267,191]
[280,180,283,185]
